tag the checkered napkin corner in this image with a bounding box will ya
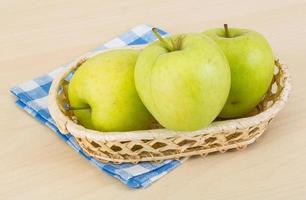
[10,24,185,188]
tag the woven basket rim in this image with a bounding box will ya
[48,45,291,141]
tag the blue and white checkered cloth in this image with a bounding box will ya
[10,25,187,189]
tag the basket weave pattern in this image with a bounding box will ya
[76,122,267,164]
[48,47,290,164]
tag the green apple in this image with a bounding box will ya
[134,28,231,131]
[68,49,154,132]
[203,24,274,118]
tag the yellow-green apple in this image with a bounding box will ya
[134,28,231,131]
[204,24,274,118]
[68,49,154,132]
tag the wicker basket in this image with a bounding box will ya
[48,45,291,164]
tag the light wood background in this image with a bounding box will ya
[1,0,306,199]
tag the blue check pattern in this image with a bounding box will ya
[10,25,186,188]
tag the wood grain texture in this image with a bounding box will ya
[0,0,306,199]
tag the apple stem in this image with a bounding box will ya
[224,24,230,38]
[152,28,173,51]
[68,106,90,111]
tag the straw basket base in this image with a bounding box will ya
[48,45,291,164]
[74,118,270,164]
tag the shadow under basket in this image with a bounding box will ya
[48,46,291,164]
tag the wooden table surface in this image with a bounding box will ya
[1,0,306,199]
